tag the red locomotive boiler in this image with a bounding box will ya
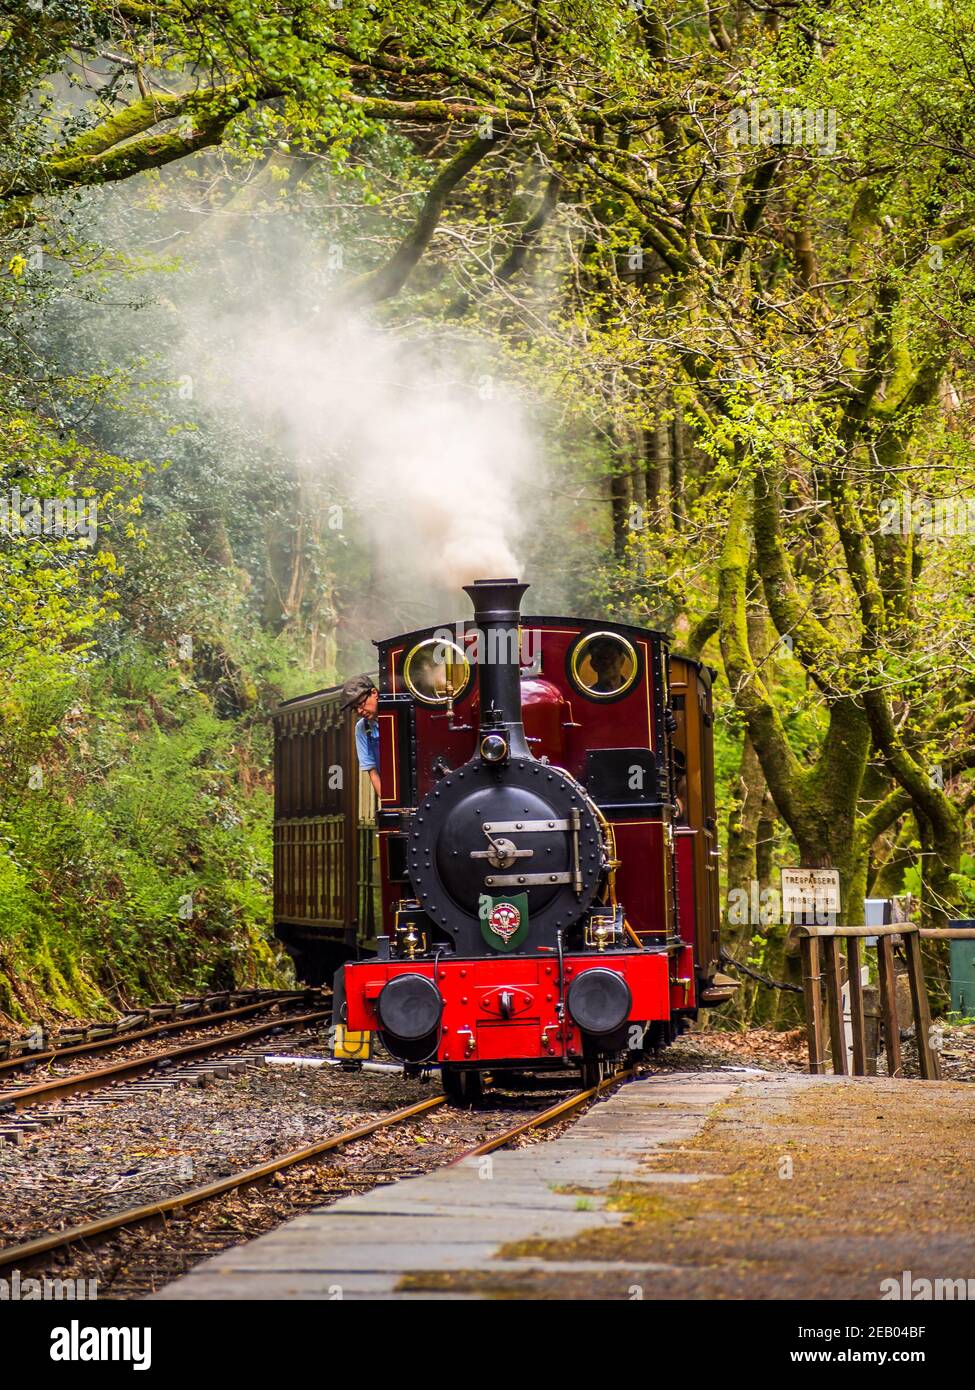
[273,578,731,1100]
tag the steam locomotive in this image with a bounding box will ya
[273,579,733,1100]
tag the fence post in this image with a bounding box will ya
[822,936,848,1076]
[904,929,941,1081]
[800,924,947,1080]
[846,935,867,1075]
[876,935,903,1078]
[800,934,826,1074]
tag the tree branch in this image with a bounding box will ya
[446,169,560,318]
[334,134,498,307]
[2,84,269,198]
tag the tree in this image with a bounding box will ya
[4,0,975,1025]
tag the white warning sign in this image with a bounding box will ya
[781,867,840,923]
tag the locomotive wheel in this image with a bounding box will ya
[646,1020,676,1052]
[579,1058,607,1090]
[441,1067,484,1106]
[285,946,329,988]
[286,942,351,988]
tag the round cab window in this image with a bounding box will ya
[403,639,471,705]
[570,632,638,699]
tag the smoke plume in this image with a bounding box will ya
[181,292,534,601]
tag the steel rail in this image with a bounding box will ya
[0,993,317,1077]
[0,1094,448,1272]
[454,1066,636,1161]
[0,1010,330,1112]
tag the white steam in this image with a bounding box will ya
[182,305,534,596]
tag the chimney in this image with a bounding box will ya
[463,578,531,761]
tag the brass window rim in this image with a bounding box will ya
[569,630,639,700]
[403,637,473,705]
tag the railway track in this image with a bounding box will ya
[0,989,316,1069]
[0,1001,330,1125]
[0,1067,634,1276]
[455,1066,636,1159]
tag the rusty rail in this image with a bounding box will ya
[0,992,317,1077]
[453,1066,635,1162]
[0,1009,329,1112]
[0,1072,621,1272]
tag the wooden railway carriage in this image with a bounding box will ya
[669,655,725,1002]
[272,689,381,984]
[273,579,728,1095]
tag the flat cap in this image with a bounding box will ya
[339,673,377,711]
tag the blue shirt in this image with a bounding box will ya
[355,716,380,772]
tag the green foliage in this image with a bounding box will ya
[948,855,975,913]
[0,640,292,1023]
[0,413,143,669]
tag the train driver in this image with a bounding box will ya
[588,637,629,693]
[341,674,381,797]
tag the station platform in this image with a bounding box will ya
[155,1068,975,1300]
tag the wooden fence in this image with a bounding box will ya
[797,924,975,1080]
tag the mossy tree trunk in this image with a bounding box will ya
[719,481,874,923]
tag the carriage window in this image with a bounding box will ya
[570,632,638,699]
[403,639,471,705]
[670,693,689,825]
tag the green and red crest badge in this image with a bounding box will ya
[481,893,530,952]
